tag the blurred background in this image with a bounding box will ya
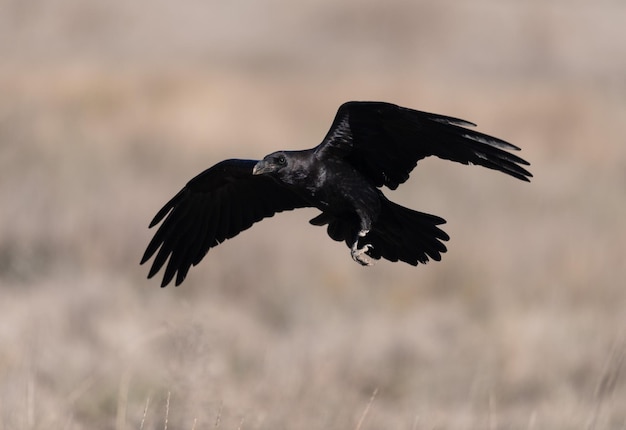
[1,0,625,428]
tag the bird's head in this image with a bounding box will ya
[252,151,288,176]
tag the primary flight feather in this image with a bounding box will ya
[142,101,532,287]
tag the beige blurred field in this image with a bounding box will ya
[1,0,626,429]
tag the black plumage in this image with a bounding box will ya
[141,101,532,287]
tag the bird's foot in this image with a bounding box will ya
[351,229,374,266]
[351,243,373,266]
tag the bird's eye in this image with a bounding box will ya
[277,155,286,165]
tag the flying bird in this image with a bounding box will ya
[142,101,531,287]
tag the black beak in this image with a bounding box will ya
[252,160,271,175]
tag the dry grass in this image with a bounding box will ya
[1,0,626,429]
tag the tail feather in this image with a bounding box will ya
[309,199,449,265]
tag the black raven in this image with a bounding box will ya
[142,101,531,287]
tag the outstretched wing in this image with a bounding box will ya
[314,101,532,189]
[141,159,309,287]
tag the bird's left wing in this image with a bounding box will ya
[141,159,309,287]
[314,101,532,189]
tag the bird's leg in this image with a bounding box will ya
[351,229,373,266]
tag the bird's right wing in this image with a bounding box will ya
[141,159,309,287]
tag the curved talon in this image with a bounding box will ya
[351,243,374,266]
